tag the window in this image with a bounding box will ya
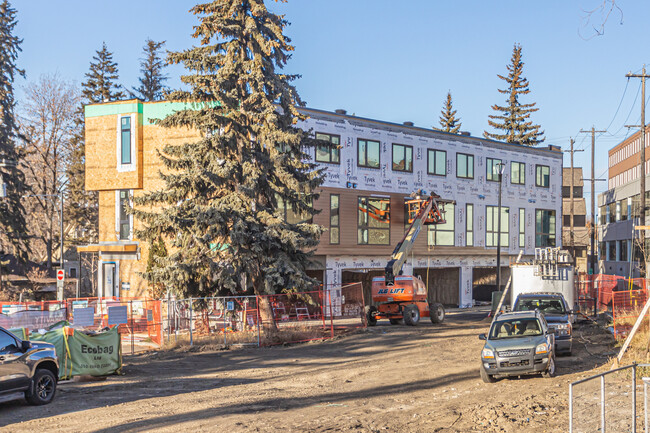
[519,208,525,248]
[535,209,556,247]
[0,330,18,354]
[608,241,616,261]
[392,144,413,172]
[358,196,390,245]
[456,153,474,179]
[427,149,446,176]
[315,132,340,164]
[511,162,525,185]
[466,204,473,246]
[619,240,628,261]
[69,268,77,278]
[120,116,131,165]
[117,190,131,240]
[486,206,509,247]
[620,199,628,221]
[330,194,340,244]
[535,165,550,187]
[608,202,616,223]
[598,241,606,259]
[358,139,380,169]
[599,204,608,225]
[428,203,455,246]
[278,196,312,224]
[486,158,503,182]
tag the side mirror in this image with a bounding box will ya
[21,340,31,352]
[478,333,487,340]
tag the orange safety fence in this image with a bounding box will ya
[612,289,649,339]
[575,274,647,315]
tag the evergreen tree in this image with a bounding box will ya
[132,39,168,101]
[0,0,28,261]
[483,44,545,146]
[82,42,124,103]
[145,235,167,299]
[133,0,323,314]
[437,91,461,133]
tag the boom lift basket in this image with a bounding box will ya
[406,198,446,225]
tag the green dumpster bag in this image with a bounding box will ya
[29,328,71,379]
[8,327,27,340]
[67,326,122,378]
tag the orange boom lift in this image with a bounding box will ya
[365,191,453,326]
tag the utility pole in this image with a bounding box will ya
[580,127,606,317]
[564,139,583,260]
[626,66,650,278]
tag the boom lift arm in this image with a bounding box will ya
[384,192,452,286]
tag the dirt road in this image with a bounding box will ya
[0,309,615,432]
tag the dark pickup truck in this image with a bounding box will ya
[0,325,58,405]
[513,292,573,356]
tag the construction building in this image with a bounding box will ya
[79,100,563,307]
[562,168,588,274]
[597,128,649,277]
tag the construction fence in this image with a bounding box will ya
[0,283,366,352]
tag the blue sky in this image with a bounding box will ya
[13,0,650,204]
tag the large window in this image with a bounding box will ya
[519,208,525,248]
[466,204,473,246]
[535,209,556,247]
[358,139,380,169]
[358,196,390,245]
[608,202,616,223]
[511,162,525,185]
[118,190,132,240]
[608,241,616,261]
[392,143,413,172]
[486,206,509,247]
[456,153,474,179]
[486,158,503,182]
[315,132,340,164]
[330,194,340,244]
[619,240,628,261]
[620,199,628,221]
[428,203,455,246]
[278,196,312,224]
[427,149,446,176]
[535,165,550,188]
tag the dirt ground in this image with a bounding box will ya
[0,309,617,432]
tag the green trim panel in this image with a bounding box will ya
[84,102,143,118]
[85,101,220,125]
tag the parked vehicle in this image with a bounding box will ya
[513,292,573,355]
[0,326,58,405]
[366,192,451,326]
[479,310,556,383]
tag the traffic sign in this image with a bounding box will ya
[56,269,65,281]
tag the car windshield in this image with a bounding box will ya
[489,318,543,340]
[514,298,565,315]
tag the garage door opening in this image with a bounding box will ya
[472,267,511,303]
[341,269,384,306]
[413,267,460,307]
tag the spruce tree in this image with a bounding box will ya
[483,44,545,146]
[437,91,461,134]
[132,39,168,101]
[82,42,124,103]
[145,235,167,298]
[0,0,28,261]
[133,0,323,317]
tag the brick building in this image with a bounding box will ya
[80,100,563,307]
[562,168,588,273]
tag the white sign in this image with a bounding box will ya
[56,269,64,281]
[73,307,95,327]
[108,306,128,325]
[121,282,130,291]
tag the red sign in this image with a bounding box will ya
[56,269,64,281]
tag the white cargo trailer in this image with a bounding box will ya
[510,248,575,311]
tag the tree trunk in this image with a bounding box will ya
[257,295,278,332]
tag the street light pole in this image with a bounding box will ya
[496,162,506,293]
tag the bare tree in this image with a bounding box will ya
[580,0,624,39]
[19,74,80,270]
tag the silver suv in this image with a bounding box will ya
[479,310,556,383]
[0,326,59,405]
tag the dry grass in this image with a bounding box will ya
[612,309,650,362]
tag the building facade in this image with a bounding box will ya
[80,100,563,307]
[597,128,650,277]
[562,168,588,273]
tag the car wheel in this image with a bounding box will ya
[389,318,402,325]
[403,304,420,326]
[429,303,445,324]
[365,305,378,326]
[480,363,496,383]
[25,368,57,405]
[542,354,556,378]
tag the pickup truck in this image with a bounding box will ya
[513,292,573,356]
[0,325,58,405]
